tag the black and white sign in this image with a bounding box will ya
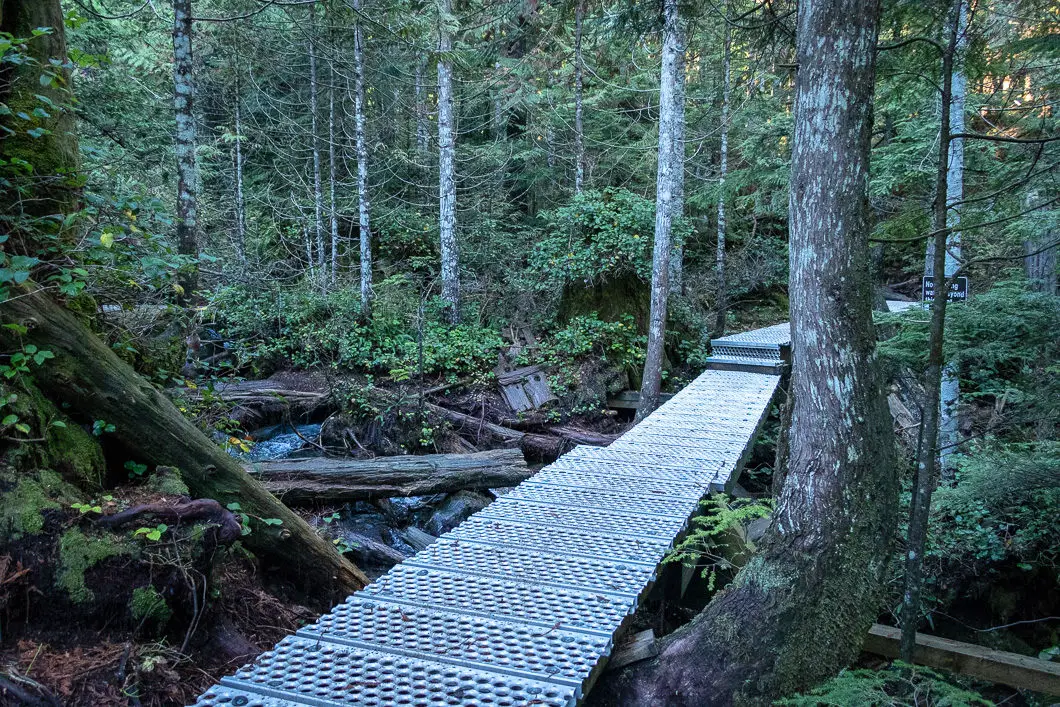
[922,275,969,303]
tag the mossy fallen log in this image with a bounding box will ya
[1,288,367,600]
[247,448,530,504]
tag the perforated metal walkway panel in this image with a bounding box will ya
[191,326,787,707]
[707,322,791,371]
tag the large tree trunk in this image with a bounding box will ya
[172,0,199,303]
[635,0,683,423]
[353,0,372,318]
[712,2,732,339]
[248,449,530,504]
[1,288,368,600]
[597,1,896,703]
[437,0,460,323]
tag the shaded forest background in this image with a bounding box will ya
[0,0,1058,704]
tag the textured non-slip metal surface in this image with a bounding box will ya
[626,420,762,443]
[504,482,699,519]
[562,445,732,473]
[527,466,710,498]
[548,455,728,484]
[886,299,919,312]
[191,322,788,707]
[712,322,791,346]
[477,497,688,539]
[404,537,655,596]
[610,435,747,458]
[449,515,670,565]
[298,596,610,687]
[361,564,632,634]
[202,636,576,707]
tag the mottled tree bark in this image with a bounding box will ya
[573,0,585,195]
[353,0,372,318]
[172,0,199,303]
[712,2,732,338]
[437,0,460,323]
[597,1,896,702]
[635,0,682,423]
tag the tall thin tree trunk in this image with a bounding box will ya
[938,0,968,477]
[712,3,732,338]
[172,0,199,304]
[601,1,896,701]
[353,0,372,318]
[635,0,682,423]
[437,0,460,323]
[329,72,339,284]
[232,74,247,269]
[573,0,585,195]
[901,0,963,661]
[308,10,325,292]
[668,32,686,294]
[415,56,430,153]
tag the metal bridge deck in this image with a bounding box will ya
[192,324,790,707]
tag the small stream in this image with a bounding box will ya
[234,422,323,462]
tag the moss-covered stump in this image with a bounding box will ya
[2,287,367,601]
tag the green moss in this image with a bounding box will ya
[5,382,106,490]
[0,467,81,541]
[129,585,172,629]
[57,528,134,603]
[146,466,190,496]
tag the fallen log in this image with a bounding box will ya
[2,288,367,601]
[171,378,329,427]
[248,449,530,504]
[421,402,619,449]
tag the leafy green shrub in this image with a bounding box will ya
[879,281,1059,410]
[777,662,992,706]
[913,442,1060,612]
[529,188,691,288]
[207,285,503,378]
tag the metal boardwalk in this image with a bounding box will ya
[191,324,790,707]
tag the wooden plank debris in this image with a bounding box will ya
[864,623,1060,696]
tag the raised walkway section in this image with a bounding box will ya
[191,323,791,707]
